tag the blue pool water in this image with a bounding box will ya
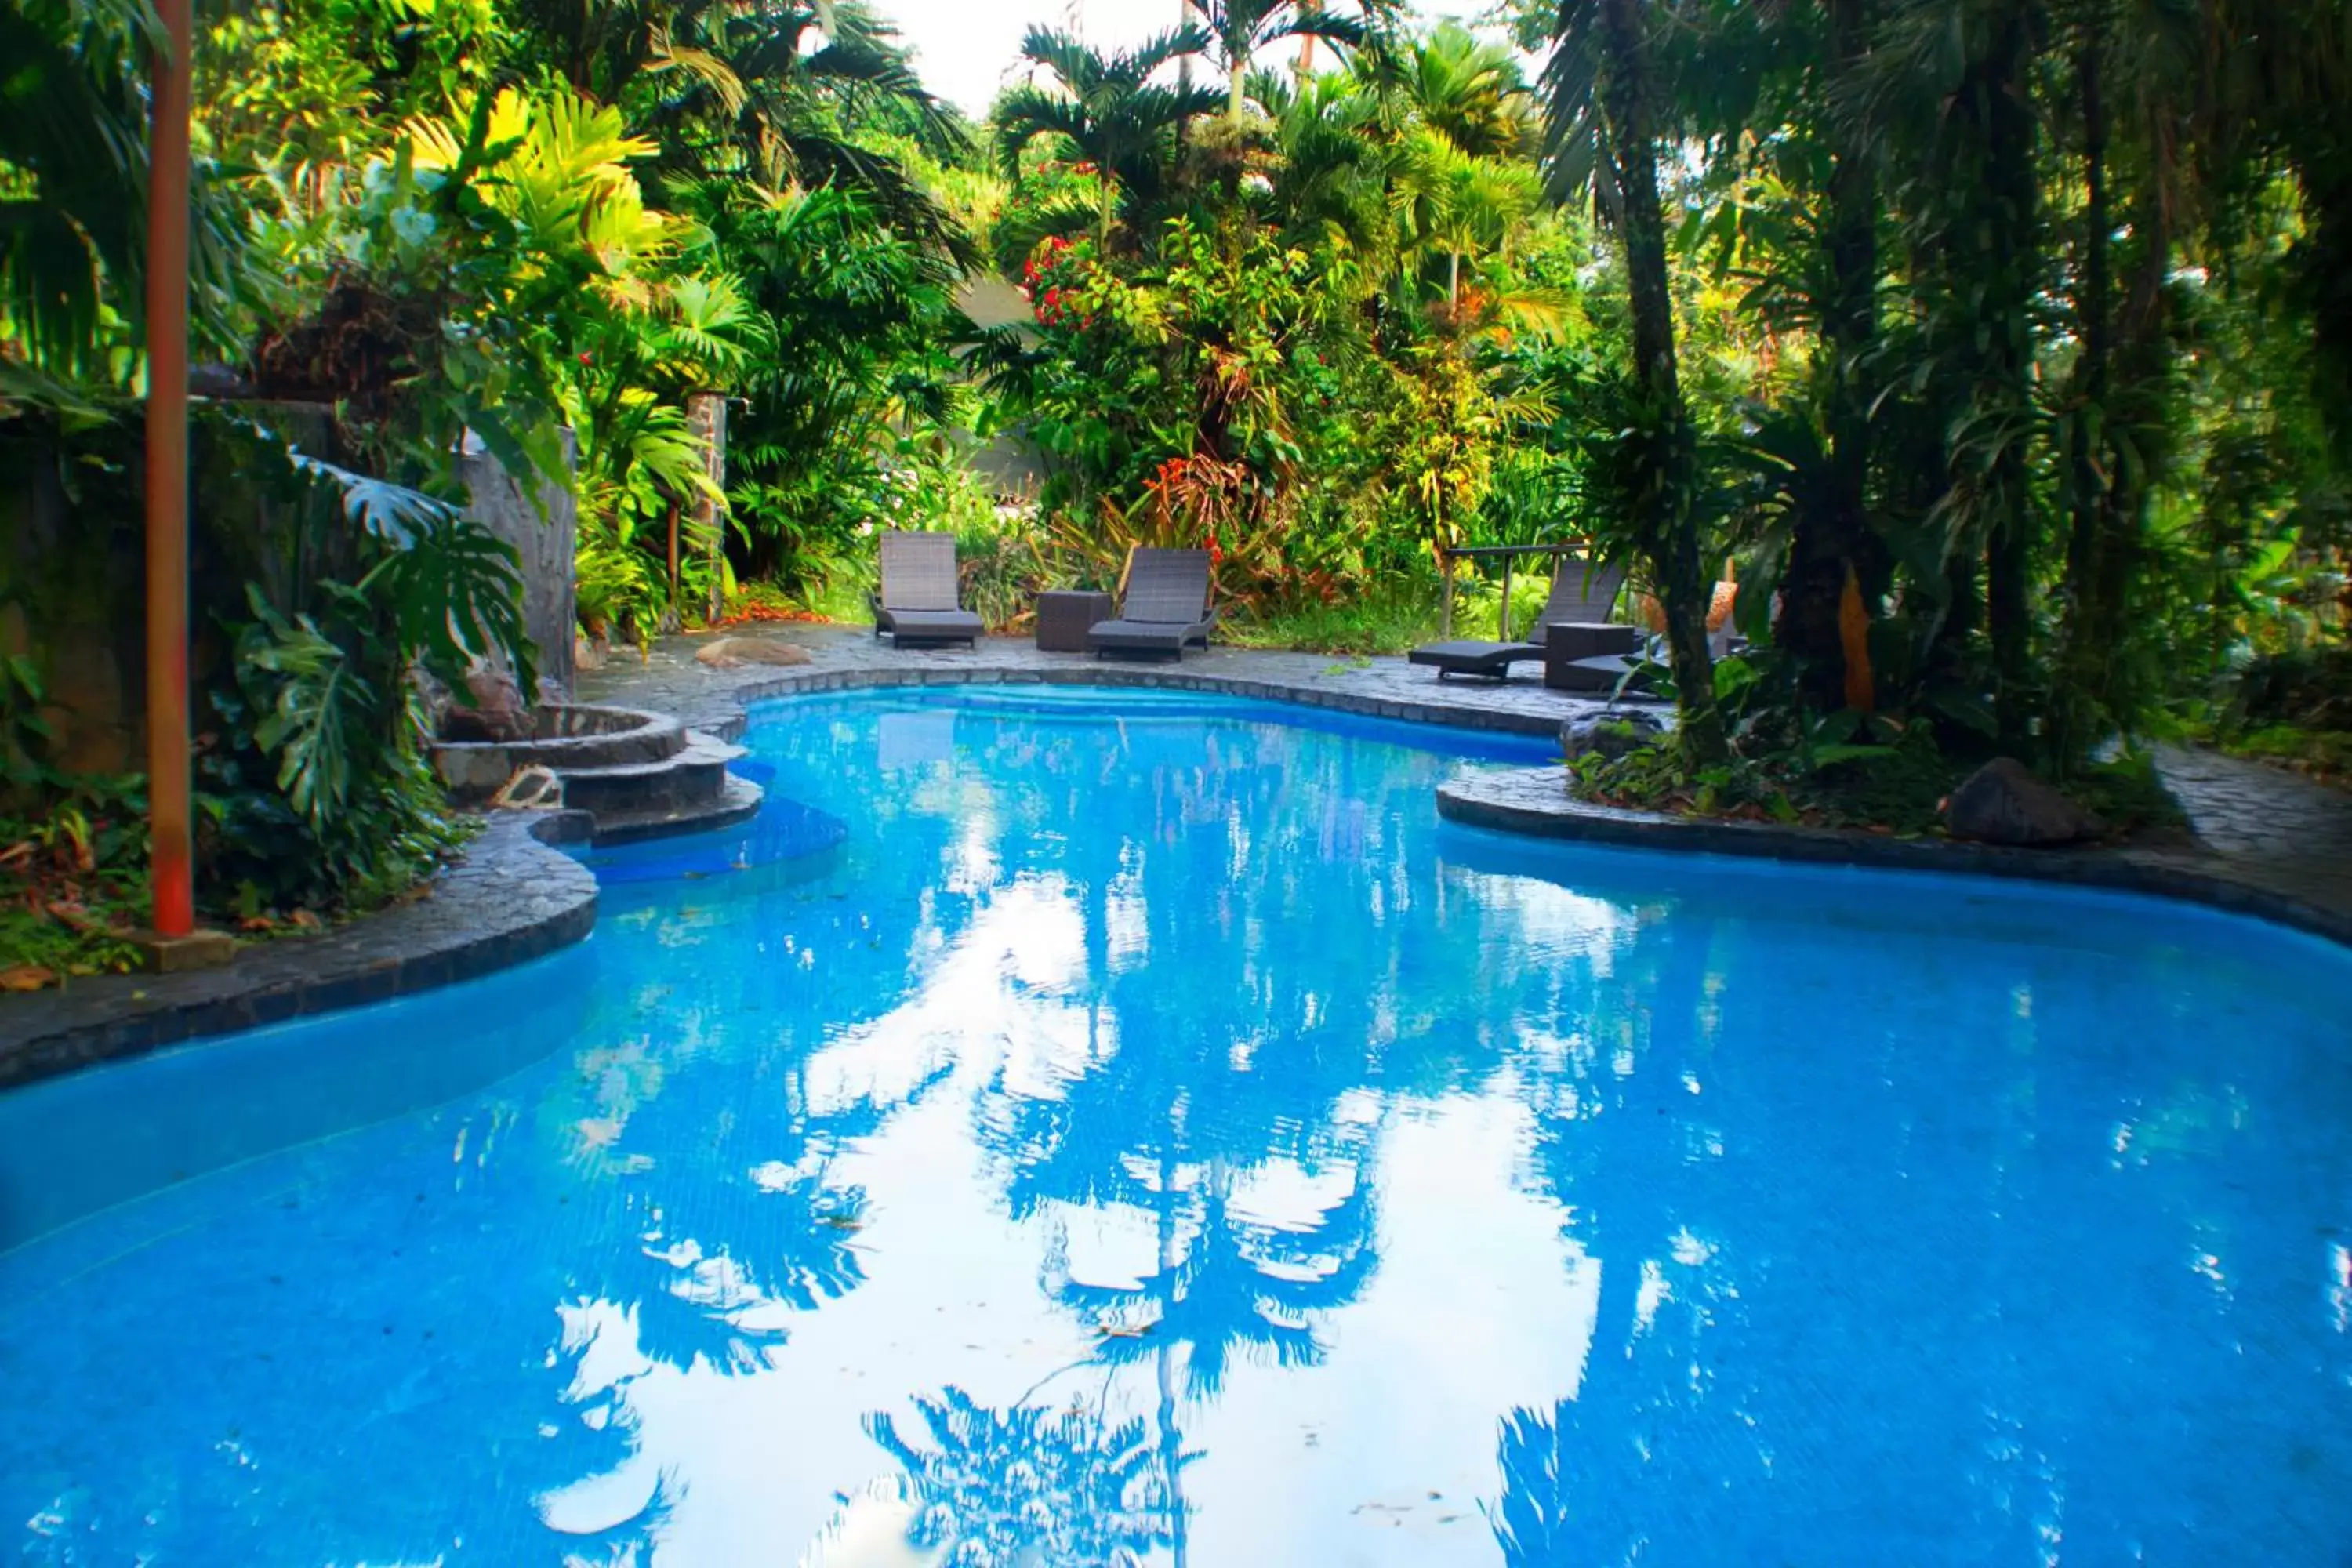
[2,688,2349,1566]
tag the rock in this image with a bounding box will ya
[575,634,607,674]
[442,662,534,743]
[0,964,56,993]
[696,637,813,670]
[492,765,563,810]
[1562,710,1668,763]
[1944,757,2103,847]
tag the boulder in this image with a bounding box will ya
[696,637,813,670]
[1562,710,1668,763]
[1944,757,2103,847]
[441,662,534,743]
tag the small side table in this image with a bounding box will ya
[1544,620,1643,691]
[1035,590,1115,653]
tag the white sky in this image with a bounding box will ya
[876,0,1506,117]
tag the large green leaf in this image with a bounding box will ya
[361,514,536,694]
[241,589,372,828]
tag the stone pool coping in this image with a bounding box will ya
[1438,764,2352,949]
[586,648,1595,746]
[0,811,599,1090]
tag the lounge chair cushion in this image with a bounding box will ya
[1090,617,1210,653]
[1548,654,1664,695]
[1406,641,1545,676]
[880,607,983,641]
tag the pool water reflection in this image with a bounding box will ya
[1,688,2347,1565]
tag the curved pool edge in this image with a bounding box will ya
[1438,762,2352,949]
[0,811,600,1091]
[641,661,1577,746]
[619,657,2352,951]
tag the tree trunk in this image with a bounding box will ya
[1773,0,1886,713]
[1597,0,1728,767]
[2055,33,2113,766]
[1178,0,1196,154]
[1975,5,2041,752]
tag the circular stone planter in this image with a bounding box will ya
[430,703,684,803]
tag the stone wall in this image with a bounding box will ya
[1,409,576,781]
[0,401,346,776]
[461,430,578,699]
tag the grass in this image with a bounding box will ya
[787,572,876,627]
[2215,723,2352,789]
[1221,581,1442,655]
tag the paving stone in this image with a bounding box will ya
[0,814,597,1086]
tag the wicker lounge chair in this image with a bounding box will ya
[1090,548,1218,659]
[1408,557,1628,679]
[871,531,984,646]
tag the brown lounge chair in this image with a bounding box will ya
[871,531,984,646]
[1091,548,1218,659]
[1408,557,1628,679]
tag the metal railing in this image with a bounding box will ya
[1436,541,1592,641]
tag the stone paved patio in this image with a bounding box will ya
[576,623,1633,737]
[2146,742,2352,934]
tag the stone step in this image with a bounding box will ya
[552,731,746,818]
[434,706,689,802]
[590,775,766,848]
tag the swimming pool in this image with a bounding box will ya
[2,687,2347,1564]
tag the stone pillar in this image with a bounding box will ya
[462,430,577,699]
[686,393,727,626]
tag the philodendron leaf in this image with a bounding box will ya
[245,604,371,826]
[292,451,539,693]
[291,452,462,546]
[361,512,536,695]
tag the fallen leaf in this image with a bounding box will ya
[289,909,326,931]
[0,964,57,993]
[240,915,278,933]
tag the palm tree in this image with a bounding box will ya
[1264,70,1396,254]
[1544,0,1730,767]
[995,25,1221,249]
[1398,20,1534,162]
[503,0,971,256]
[0,0,240,390]
[1191,0,1388,129]
[1395,126,1541,309]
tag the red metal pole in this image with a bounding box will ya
[144,0,194,938]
